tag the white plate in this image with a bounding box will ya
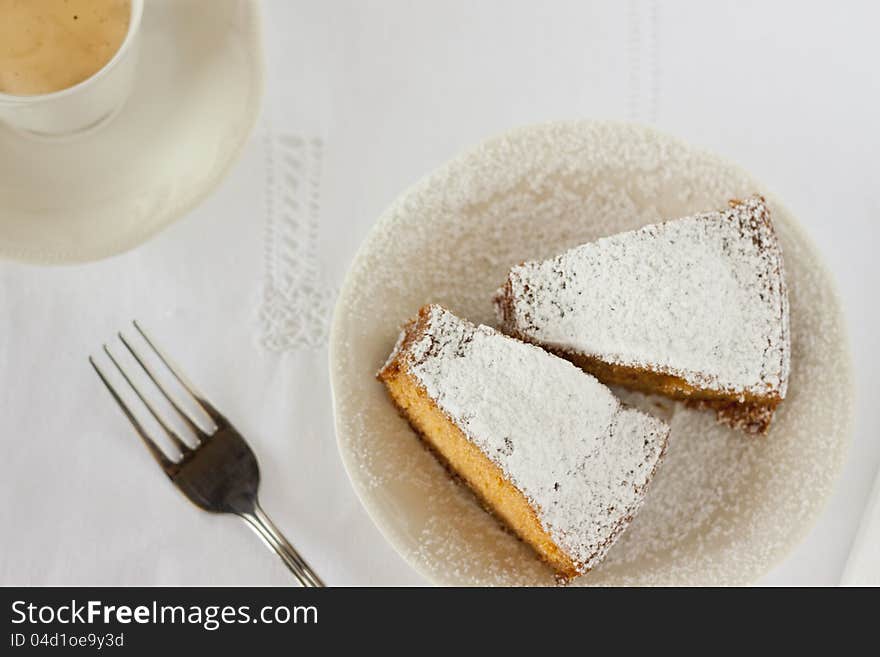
[330,121,854,586]
[0,0,263,264]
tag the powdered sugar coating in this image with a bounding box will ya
[395,305,668,572]
[498,196,790,398]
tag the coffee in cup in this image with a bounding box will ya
[0,0,132,96]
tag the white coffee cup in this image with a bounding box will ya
[0,0,144,139]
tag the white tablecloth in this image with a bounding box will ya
[1,0,878,586]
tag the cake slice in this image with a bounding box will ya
[378,304,669,579]
[494,196,790,434]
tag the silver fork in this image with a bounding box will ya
[89,322,324,587]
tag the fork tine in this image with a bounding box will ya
[89,356,176,473]
[117,331,211,440]
[102,345,192,457]
[132,321,225,426]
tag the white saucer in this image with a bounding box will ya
[0,0,263,264]
[330,121,855,586]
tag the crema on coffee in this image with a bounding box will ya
[0,0,131,96]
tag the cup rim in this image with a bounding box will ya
[0,0,144,104]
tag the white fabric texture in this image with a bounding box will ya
[0,0,878,585]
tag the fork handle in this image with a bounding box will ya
[240,503,325,587]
